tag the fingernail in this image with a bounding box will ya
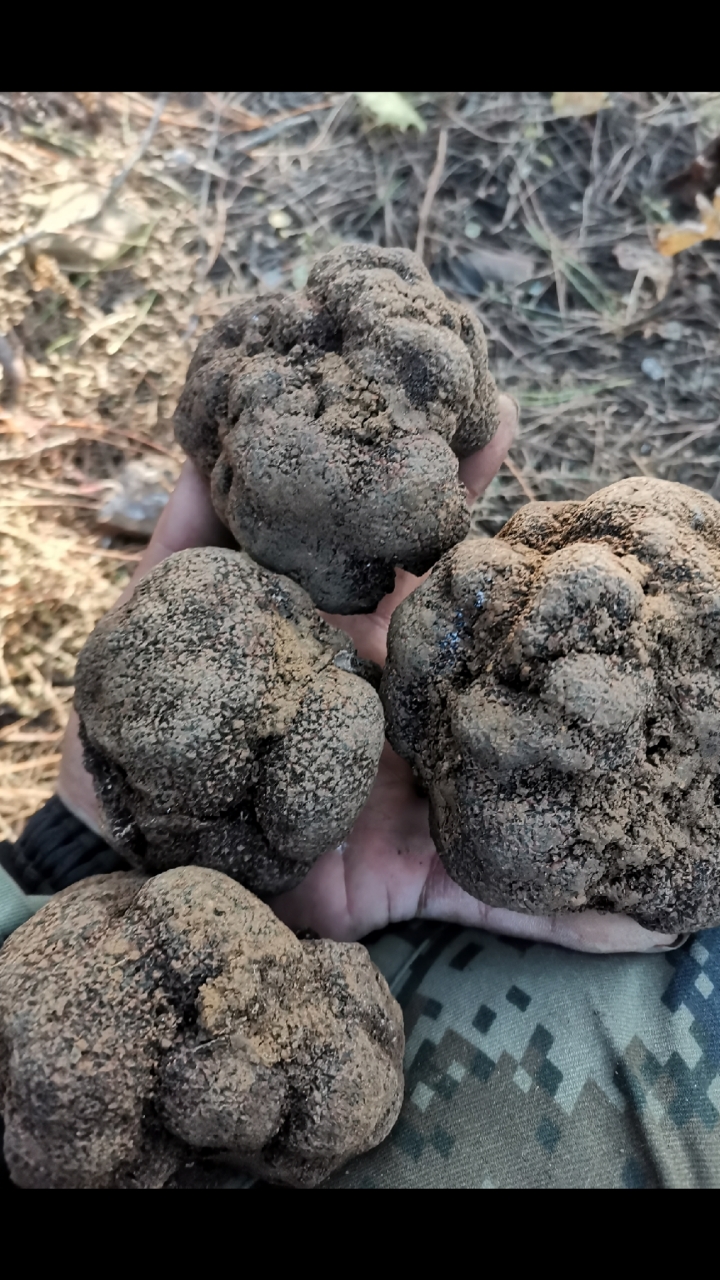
[649,933,689,952]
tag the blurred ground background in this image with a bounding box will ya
[1,90,719,837]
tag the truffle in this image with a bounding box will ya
[0,867,405,1188]
[74,547,385,894]
[174,244,499,613]
[382,477,720,933]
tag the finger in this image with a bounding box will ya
[129,458,234,586]
[458,392,518,504]
[272,744,438,940]
[274,840,680,953]
[379,392,520,614]
[417,854,680,954]
[274,738,681,953]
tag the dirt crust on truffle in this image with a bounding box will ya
[74,547,385,894]
[174,244,499,613]
[382,477,720,933]
[0,866,405,1189]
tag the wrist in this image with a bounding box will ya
[1,794,127,896]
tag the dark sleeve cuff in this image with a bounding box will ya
[0,795,129,895]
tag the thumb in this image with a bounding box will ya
[458,393,518,504]
[124,458,234,595]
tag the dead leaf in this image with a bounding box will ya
[355,93,427,133]
[32,183,105,237]
[613,240,673,300]
[663,135,720,212]
[551,92,610,119]
[656,190,720,257]
[30,184,149,271]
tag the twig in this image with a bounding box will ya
[1,754,62,775]
[67,421,179,460]
[0,784,55,798]
[0,522,141,561]
[241,114,318,154]
[0,730,63,744]
[0,226,47,262]
[266,97,351,161]
[520,180,567,318]
[415,127,448,262]
[0,94,168,263]
[105,92,203,131]
[503,455,536,502]
[72,545,142,562]
[201,194,228,279]
[0,336,26,408]
[198,96,223,227]
[629,452,656,479]
[0,813,18,841]
[100,93,168,214]
[206,94,334,135]
[0,499,99,510]
[616,292,680,338]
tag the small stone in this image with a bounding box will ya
[97,460,176,539]
[641,356,665,382]
[267,208,292,230]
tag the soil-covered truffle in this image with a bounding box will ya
[0,867,405,1188]
[174,244,499,613]
[74,547,385,894]
[382,477,720,934]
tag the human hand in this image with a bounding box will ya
[57,395,679,953]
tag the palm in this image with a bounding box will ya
[272,564,438,939]
[272,738,438,940]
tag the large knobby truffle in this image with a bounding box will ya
[74,547,385,894]
[0,867,405,1188]
[382,477,720,934]
[174,244,499,613]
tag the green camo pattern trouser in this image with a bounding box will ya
[321,920,720,1188]
[200,919,720,1189]
[2,879,719,1188]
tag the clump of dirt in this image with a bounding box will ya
[174,243,499,614]
[0,866,405,1188]
[74,546,385,894]
[382,477,720,934]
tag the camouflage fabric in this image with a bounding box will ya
[2,885,719,1187]
[0,865,49,948]
[175,920,720,1189]
[320,921,720,1189]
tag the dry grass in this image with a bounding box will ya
[0,90,719,837]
